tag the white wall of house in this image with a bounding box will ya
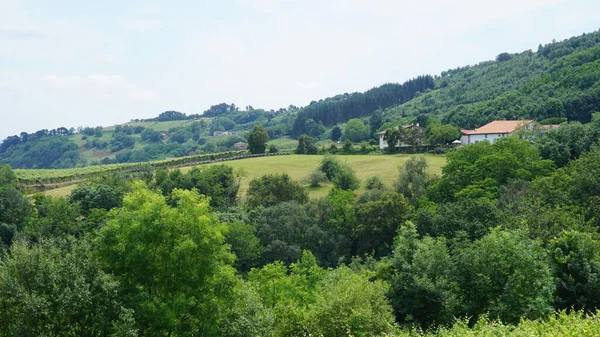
[461,133,510,145]
[378,134,413,149]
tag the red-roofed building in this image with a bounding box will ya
[460,120,534,145]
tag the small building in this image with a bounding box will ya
[232,142,248,150]
[460,120,534,145]
[378,123,421,150]
[213,131,240,137]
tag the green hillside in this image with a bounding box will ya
[3,30,600,170]
[384,31,600,128]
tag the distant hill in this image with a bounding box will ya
[2,30,600,169]
[383,30,600,128]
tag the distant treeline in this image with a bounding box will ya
[291,76,435,136]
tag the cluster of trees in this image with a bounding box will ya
[2,114,600,334]
[291,77,435,137]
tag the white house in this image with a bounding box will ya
[460,120,534,145]
[378,123,421,150]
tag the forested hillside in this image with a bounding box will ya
[291,76,435,136]
[385,30,600,128]
[2,112,600,335]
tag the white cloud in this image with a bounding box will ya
[122,19,161,32]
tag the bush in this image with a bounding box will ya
[365,176,385,190]
[307,170,327,187]
[333,166,360,191]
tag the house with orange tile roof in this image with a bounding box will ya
[460,120,534,145]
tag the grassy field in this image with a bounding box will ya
[43,154,445,199]
[267,137,299,152]
[182,154,445,199]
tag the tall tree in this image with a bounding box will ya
[96,182,236,337]
[247,126,269,154]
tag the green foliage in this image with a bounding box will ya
[388,224,459,328]
[225,221,263,273]
[549,231,600,311]
[330,125,342,141]
[248,126,269,154]
[307,267,397,337]
[291,77,434,136]
[395,156,436,203]
[454,229,555,324]
[154,164,239,208]
[354,192,413,257]
[246,173,308,209]
[536,121,593,167]
[0,136,81,169]
[567,146,600,205]
[365,175,385,190]
[95,183,236,336]
[427,124,460,145]
[306,170,327,187]
[344,118,371,142]
[414,198,503,240]
[0,238,136,336]
[333,165,360,191]
[397,310,600,336]
[250,199,350,267]
[428,138,554,202]
[386,32,600,128]
[0,165,31,229]
[295,135,317,154]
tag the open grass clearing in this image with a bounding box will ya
[182,154,445,199]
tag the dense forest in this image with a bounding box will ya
[290,76,435,136]
[1,111,600,335]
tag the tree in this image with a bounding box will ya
[96,182,236,336]
[307,267,396,337]
[0,165,31,229]
[454,229,555,324]
[330,125,342,141]
[427,124,460,146]
[0,238,136,336]
[428,138,555,202]
[246,173,308,209]
[343,118,370,142]
[383,128,402,153]
[549,231,600,312]
[370,110,383,137]
[332,165,360,191]
[395,156,436,203]
[354,192,413,256]
[248,126,269,154]
[296,135,317,154]
[388,223,459,328]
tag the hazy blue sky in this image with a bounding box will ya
[1,0,599,139]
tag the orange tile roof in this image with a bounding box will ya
[470,120,533,135]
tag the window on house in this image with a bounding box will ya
[485,134,488,139]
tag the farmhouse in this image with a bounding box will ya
[460,120,534,145]
[232,142,248,150]
[378,123,422,150]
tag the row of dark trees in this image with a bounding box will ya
[291,76,435,136]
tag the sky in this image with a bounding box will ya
[1,0,599,140]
